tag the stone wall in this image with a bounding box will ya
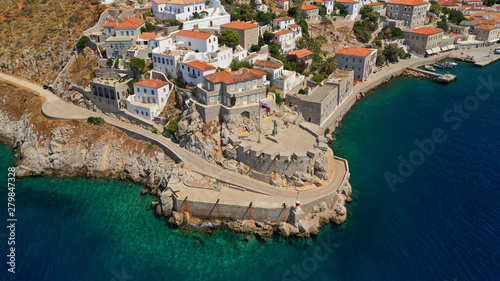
[233,135,331,184]
[171,164,351,223]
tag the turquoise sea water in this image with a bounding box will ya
[1,61,499,281]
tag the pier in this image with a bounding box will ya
[407,67,457,83]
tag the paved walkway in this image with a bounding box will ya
[318,44,500,133]
[0,71,349,206]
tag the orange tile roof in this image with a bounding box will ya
[220,21,259,30]
[288,49,313,59]
[274,29,294,35]
[368,2,384,6]
[103,21,118,27]
[153,0,204,4]
[437,1,459,6]
[134,79,169,88]
[117,18,145,28]
[386,0,428,5]
[335,47,374,57]
[336,0,357,3]
[300,3,319,10]
[314,0,325,3]
[254,59,284,69]
[183,60,216,71]
[405,27,444,35]
[289,23,300,28]
[139,32,158,40]
[204,68,264,84]
[477,25,500,30]
[176,30,212,40]
[248,69,267,76]
[274,16,295,21]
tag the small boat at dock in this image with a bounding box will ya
[434,63,446,69]
[425,65,436,71]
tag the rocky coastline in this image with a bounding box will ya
[0,86,352,240]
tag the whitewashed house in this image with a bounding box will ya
[335,0,361,20]
[127,79,170,120]
[104,18,145,59]
[273,29,296,52]
[152,0,230,30]
[181,60,217,86]
[176,30,218,52]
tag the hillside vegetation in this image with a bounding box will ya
[0,0,103,84]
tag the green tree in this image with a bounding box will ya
[382,43,406,63]
[256,11,275,25]
[376,52,386,66]
[128,57,146,75]
[447,10,465,25]
[391,28,403,38]
[275,92,283,105]
[76,36,87,49]
[218,29,240,47]
[258,36,265,46]
[319,5,327,17]
[335,3,349,17]
[230,59,253,71]
[437,16,449,32]
[141,22,155,32]
[359,5,379,22]
[250,44,261,52]
[322,57,337,74]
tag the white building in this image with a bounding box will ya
[253,59,284,80]
[273,16,296,30]
[335,0,360,20]
[127,79,171,120]
[150,36,175,52]
[273,29,296,52]
[307,0,336,15]
[104,18,146,59]
[181,60,217,86]
[152,0,230,30]
[175,30,218,52]
[152,0,206,21]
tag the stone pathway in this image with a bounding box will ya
[0,71,349,206]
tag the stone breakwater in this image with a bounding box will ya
[0,109,352,238]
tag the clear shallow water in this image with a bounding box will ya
[1,61,499,281]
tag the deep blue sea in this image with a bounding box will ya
[1,61,499,281]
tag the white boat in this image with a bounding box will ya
[425,65,436,71]
[445,61,457,68]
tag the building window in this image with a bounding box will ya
[126,31,129,36]
[121,31,124,36]
[210,97,214,103]
[131,31,134,36]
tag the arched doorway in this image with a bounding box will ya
[241,111,250,118]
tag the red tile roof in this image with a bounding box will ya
[204,68,264,84]
[254,59,284,69]
[176,30,212,40]
[133,79,169,88]
[184,60,216,71]
[335,47,374,57]
[288,49,313,59]
[274,16,295,21]
[274,29,294,35]
[220,21,259,30]
[139,32,158,40]
[300,3,319,10]
[103,21,118,27]
[117,18,145,28]
[437,0,458,5]
[477,25,500,30]
[405,27,444,35]
[289,23,300,28]
[368,2,384,6]
[336,0,357,3]
[386,0,428,5]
